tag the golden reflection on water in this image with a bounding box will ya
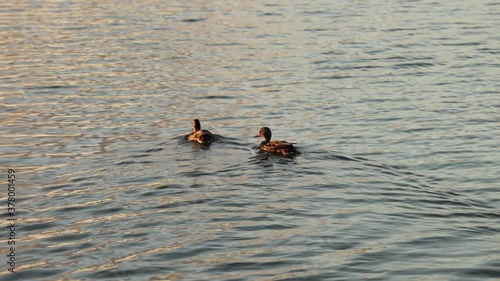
[1,0,499,280]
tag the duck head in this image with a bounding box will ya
[192,119,201,132]
[254,127,272,142]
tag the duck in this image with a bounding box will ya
[254,127,300,156]
[188,119,215,144]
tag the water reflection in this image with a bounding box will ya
[1,0,499,280]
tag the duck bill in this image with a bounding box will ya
[253,134,261,138]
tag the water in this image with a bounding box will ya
[1,0,499,280]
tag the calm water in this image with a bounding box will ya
[1,0,499,280]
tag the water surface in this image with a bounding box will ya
[1,0,499,280]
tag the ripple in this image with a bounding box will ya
[2,0,499,280]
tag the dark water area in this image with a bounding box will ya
[1,0,499,280]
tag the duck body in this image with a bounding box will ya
[254,127,300,156]
[258,140,300,156]
[188,129,214,144]
[188,119,214,144]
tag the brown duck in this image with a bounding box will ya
[254,127,300,156]
[188,119,214,144]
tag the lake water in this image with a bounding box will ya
[1,0,499,280]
